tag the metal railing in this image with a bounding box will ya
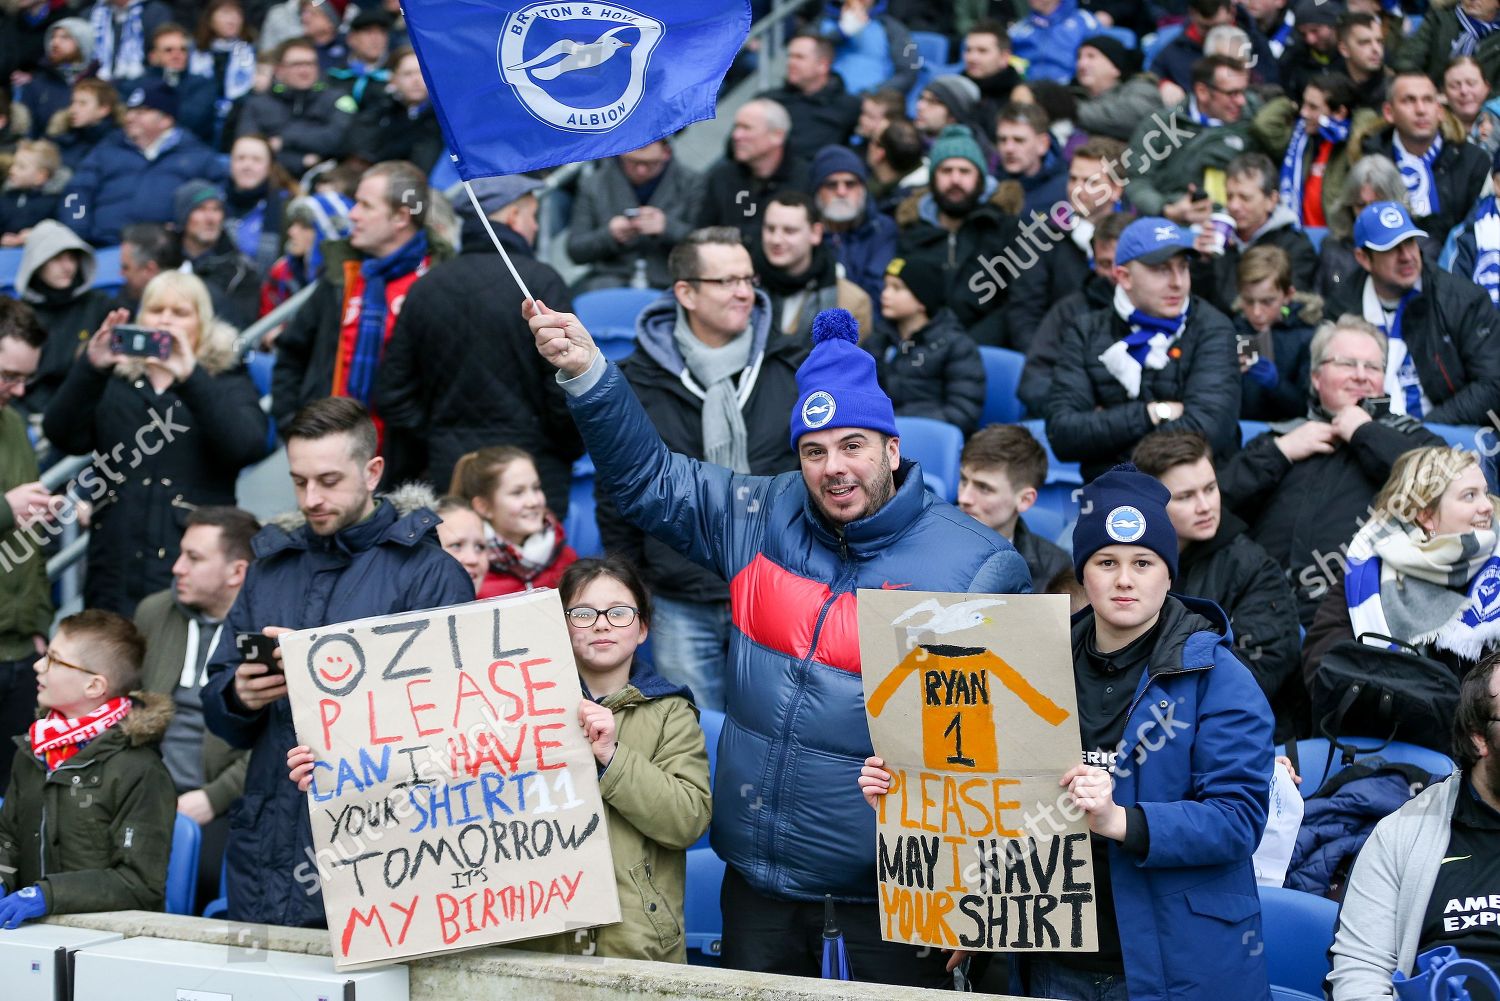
[752,0,807,93]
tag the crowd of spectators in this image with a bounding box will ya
[0,0,1499,995]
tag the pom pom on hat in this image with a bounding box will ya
[811,308,860,346]
[790,308,897,448]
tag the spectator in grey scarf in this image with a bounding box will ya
[595,227,803,711]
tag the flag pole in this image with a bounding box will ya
[461,178,536,303]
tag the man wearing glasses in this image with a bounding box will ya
[1328,657,1500,997]
[1124,55,1253,226]
[596,226,801,715]
[0,299,55,790]
[1219,313,1445,628]
[1324,201,1500,427]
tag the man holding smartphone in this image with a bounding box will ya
[200,397,472,929]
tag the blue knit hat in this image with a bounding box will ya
[789,308,897,448]
[1071,463,1179,581]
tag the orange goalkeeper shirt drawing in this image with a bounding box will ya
[867,644,1070,772]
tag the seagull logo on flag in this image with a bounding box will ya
[506,25,633,80]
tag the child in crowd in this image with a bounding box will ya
[860,464,1273,1001]
[449,445,577,599]
[957,424,1071,587]
[0,611,176,927]
[433,494,486,596]
[867,255,985,435]
[1234,245,1321,420]
[289,556,711,961]
[0,139,65,246]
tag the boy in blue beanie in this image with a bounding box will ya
[864,461,1275,1000]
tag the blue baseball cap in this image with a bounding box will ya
[1115,216,1195,266]
[1354,201,1427,252]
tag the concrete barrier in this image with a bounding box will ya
[51,911,1028,1000]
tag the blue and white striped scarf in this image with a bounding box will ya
[189,39,257,102]
[1394,133,1442,218]
[90,0,146,82]
[1345,515,1500,660]
[1279,115,1350,223]
[1471,196,1500,306]
[1187,96,1223,127]
[1098,283,1188,398]
[1453,6,1500,56]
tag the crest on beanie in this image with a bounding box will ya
[802,390,836,429]
[1106,506,1146,543]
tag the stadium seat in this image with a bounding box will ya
[202,858,229,918]
[1094,25,1138,49]
[905,31,963,113]
[1425,423,1480,451]
[245,350,275,397]
[895,416,964,500]
[1258,885,1339,997]
[1280,737,1456,799]
[1141,23,1184,69]
[166,812,202,916]
[978,346,1026,425]
[684,846,725,964]
[693,709,724,850]
[574,288,663,332]
[1240,420,1272,446]
[594,330,638,362]
[1303,227,1327,253]
[564,475,602,558]
[1031,482,1081,529]
[1021,419,1082,485]
[1022,505,1067,544]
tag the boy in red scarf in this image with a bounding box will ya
[0,610,175,926]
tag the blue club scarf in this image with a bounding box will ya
[1279,114,1350,223]
[329,65,391,106]
[345,230,429,404]
[91,0,146,82]
[1471,196,1500,306]
[1268,10,1295,58]
[1099,284,1189,398]
[1394,133,1443,218]
[1187,95,1223,127]
[1453,6,1500,56]
[189,39,257,102]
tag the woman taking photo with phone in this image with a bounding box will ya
[42,271,270,616]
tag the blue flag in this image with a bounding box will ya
[403,0,751,180]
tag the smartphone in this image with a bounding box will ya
[109,324,173,360]
[236,632,281,673]
[623,207,641,218]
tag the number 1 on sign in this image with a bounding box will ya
[944,712,976,767]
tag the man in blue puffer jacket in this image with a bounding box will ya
[529,300,1031,987]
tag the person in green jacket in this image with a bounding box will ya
[0,298,55,792]
[0,610,176,926]
[288,554,712,961]
[1396,0,1500,88]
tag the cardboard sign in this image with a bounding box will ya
[280,590,621,970]
[857,590,1097,953]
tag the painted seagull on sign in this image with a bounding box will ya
[507,26,633,80]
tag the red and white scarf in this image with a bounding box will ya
[29,698,132,770]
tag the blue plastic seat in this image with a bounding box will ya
[684,846,725,964]
[894,416,964,501]
[1094,25,1138,49]
[1021,418,1082,485]
[1240,420,1272,446]
[1022,505,1066,544]
[563,476,602,558]
[574,288,663,333]
[1279,737,1456,799]
[594,329,638,362]
[692,709,724,850]
[1031,482,1082,529]
[978,346,1026,426]
[166,812,201,916]
[1141,23,1184,69]
[1303,226,1327,253]
[202,857,229,918]
[1258,885,1339,997]
[1425,423,1480,451]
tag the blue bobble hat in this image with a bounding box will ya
[1115,216,1195,266]
[1072,463,1179,581]
[789,309,897,448]
[1353,201,1427,252]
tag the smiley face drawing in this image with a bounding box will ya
[305,632,367,697]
